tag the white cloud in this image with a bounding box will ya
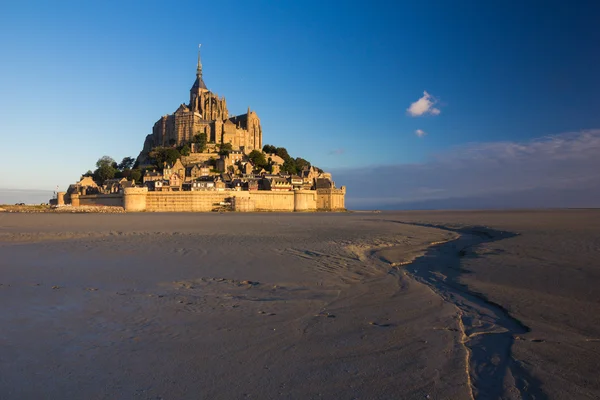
[331,130,600,209]
[407,91,441,117]
[415,129,427,137]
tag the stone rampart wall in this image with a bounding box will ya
[232,195,255,212]
[248,191,295,212]
[330,189,346,211]
[112,188,344,212]
[293,190,317,212]
[317,187,346,211]
[123,188,147,211]
[73,193,123,207]
[145,190,234,212]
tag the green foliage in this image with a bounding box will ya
[96,156,116,169]
[275,147,290,160]
[262,144,277,154]
[94,163,116,183]
[180,144,191,156]
[86,155,140,185]
[262,146,315,175]
[91,156,117,183]
[281,158,298,175]
[248,150,268,170]
[219,142,233,156]
[118,157,135,171]
[129,169,142,183]
[193,132,207,153]
[149,147,181,166]
[149,148,163,165]
[295,157,311,171]
[268,146,295,174]
[163,148,181,165]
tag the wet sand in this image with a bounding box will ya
[0,211,598,399]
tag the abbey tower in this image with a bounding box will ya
[139,47,263,158]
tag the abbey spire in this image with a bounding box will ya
[191,44,207,92]
[196,44,203,77]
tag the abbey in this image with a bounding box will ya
[56,48,346,212]
[141,49,262,153]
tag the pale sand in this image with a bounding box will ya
[0,211,598,399]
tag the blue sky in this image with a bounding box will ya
[1,1,600,208]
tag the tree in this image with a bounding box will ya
[262,144,277,154]
[94,163,116,183]
[92,156,117,183]
[219,142,233,156]
[163,148,180,165]
[96,156,116,169]
[129,169,142,183]
[149,148,164,165]
[149,147,181,166]
[281,158,298,175]
[248,150,268,170]
[275,147,291,161]
[193,132,207,153]
[295,157,311,171]
[118,157,135,171]
[180,144,191,156]
[169,139,177,146]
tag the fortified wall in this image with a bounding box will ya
[69,193,123,207]
[70,187,346,212]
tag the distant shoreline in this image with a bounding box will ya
[0,188,55,205]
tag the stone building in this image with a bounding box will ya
[216,151,247,173]
[163,159,185,182]
[187,163,211,181]
[143,170,163,183]
[140,49,262,157]
[67,176,99,197]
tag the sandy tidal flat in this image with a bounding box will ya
[0,211,599,399]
